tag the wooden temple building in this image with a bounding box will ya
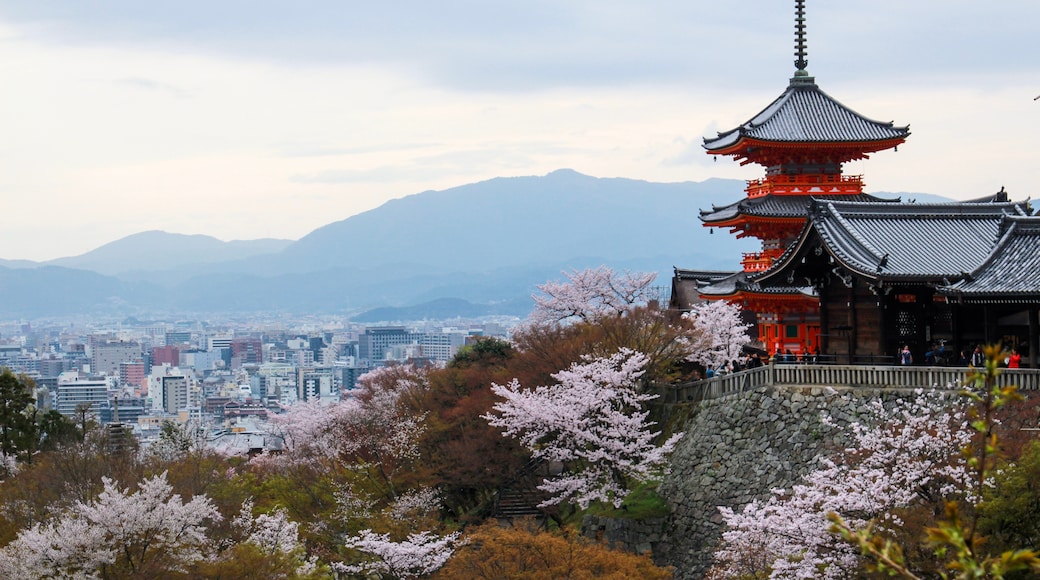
[671,1,1040,365]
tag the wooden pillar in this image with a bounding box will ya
[1030,307,1039,369]
[951,302,960,358]
[848,283,857,364]
[819,285,829,356]
[877,292,888,363]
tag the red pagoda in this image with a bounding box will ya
[673,0,909,356]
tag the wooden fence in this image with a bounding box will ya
[658,364,1040,404]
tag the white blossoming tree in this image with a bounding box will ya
[263,364,427,501]
[529,266,658,326]
[684,299,751,371]
[709,390,972,579]
[0,471,221,578]
[484,348,683,508]
[338,529,462,579]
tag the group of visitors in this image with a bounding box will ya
[771,347,818,364]
[899,343,1023,368]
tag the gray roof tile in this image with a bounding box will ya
[704,78,909,150]
[943,217,1040,298]
[758,199,1032,285]
[701,193,894,223]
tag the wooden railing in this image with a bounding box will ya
[658,364,1040,404]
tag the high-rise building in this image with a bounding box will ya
[297,368,336,402]
[56,372,109,418]
[231,337,263,367]
[118,360,146,391]
[165,331,193,347]
[161,375,189,414]
[151,345,180,367]
[147,365,198,414]
[207,335,233,351]
[92,341,142,376]
[419,329,469,361]
[358,327,414,365]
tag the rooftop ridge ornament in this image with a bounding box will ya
[793,0,809,78]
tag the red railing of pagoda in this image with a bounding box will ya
[741,252,773,272]
[746,174,864,198]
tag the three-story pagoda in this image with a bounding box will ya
[681,0,910,356]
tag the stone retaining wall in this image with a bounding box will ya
[655,385,932,578]
[580,514,668,556]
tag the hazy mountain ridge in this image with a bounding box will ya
[0,171,955,319]
[44,231,294,276]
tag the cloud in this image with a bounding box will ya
[113,76,189,98]
[2,1,1039,261]
[5,2,1035,94]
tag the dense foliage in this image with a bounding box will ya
[709,345,1040,579]
[9,271,1036,578]
[0,270,692,578]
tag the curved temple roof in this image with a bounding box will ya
[703,77,910,161]
[700,192,895,225]
[942,217,1040,301]
[672,267,814,303]
[756,197,1033,285]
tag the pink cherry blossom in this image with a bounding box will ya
[528,266,658,326]
[710,389,971,579]
[485,348,683,508]
[684,300,751,371]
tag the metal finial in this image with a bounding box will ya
[794,0,808,74]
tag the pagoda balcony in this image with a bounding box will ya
[741,252,774,272]
[746,174,864,198]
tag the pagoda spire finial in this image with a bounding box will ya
[794,0,809,77]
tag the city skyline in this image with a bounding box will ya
[2,1,1038,261]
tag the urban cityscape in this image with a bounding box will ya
[0,316,515,452]
[2,1,1040,578]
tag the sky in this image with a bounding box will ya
[1,1,1038,261]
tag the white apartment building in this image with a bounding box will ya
[56,371,111,418]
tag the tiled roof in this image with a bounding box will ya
[758,198,1032,285]
[701,193,894,223]
[704,77,910,151]
[672,268,813,303]
[942,217,1040,300]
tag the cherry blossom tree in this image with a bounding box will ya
[232,499,303,556]
[0,471,221,578]
[710,390,971,579]
[217,499,323,577]
[684,300,751,372]
[263,364,428,500]
[150,417,208,456]
[529,266,658,326]
[331,483,456,578]
[338,529,462,579]
[0,452,17,480]
[484,348,683,508]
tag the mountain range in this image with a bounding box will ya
[0,169,942,321]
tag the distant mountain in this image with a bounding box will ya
[0,266,156,319]
[263,169,752,276]
[45,231,293,276]
[0,171,960,319]
[351,297,532,323]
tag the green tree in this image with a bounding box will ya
[0,369,39,465]
[979,440,1040,553]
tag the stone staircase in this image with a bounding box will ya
[492,487,544,519]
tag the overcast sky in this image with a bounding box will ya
[1,1,1038,261]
